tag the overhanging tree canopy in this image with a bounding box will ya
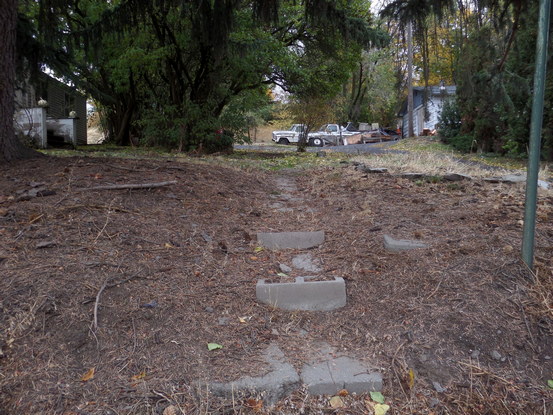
[1,0,386,160]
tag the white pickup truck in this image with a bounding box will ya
[307,124,357,147]
[271,124,306,145]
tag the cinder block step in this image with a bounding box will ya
[301,357,382,395]
[383,234,428,252]
[256,277,346,311]
[209,344,300,405]
[257,231,325,250]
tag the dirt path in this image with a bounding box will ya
[0,155,551,415]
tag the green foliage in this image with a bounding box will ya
[437,98,461,141]
[16,0,385,154]
[447,134,475,153]
[344,48,398,125]
[438,99,475,152]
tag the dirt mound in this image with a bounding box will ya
[0,154,551,414]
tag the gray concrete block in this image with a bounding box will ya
[209,344,300,404]
[257,231,325,250]
[384,234,428,252]
[256,277,346,311]
[301,357,382,395]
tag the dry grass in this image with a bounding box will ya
[354,137,552,180]
[352,150,515,178]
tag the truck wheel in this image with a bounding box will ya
[309,137,324,147]
[278,137,290,145]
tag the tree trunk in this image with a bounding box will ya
[0,0,39,162]
[0,0,19,161]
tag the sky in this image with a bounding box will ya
[370,0,387,15]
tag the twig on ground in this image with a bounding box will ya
[105,163,160,172]
[61,204,136,214]
[92,271,143,331]
[516,298,537,351]
[93,277,110,331]
[458,361,514,385]
[77,181,177,191]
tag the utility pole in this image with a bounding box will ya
[522,0,551,268]
[407,21,414,137]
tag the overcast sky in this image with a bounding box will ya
[370,0,387,15]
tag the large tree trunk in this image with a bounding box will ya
[0,0,38,162]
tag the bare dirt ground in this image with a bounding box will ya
[1,150,552,415]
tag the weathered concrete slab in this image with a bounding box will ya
[257,231,325,250]
[384,234,428,252]
[399,172,426,180]
[268,202,294,213]
[301,357,382,395]
[209,344,300,404]
[256,277,346,311]
[292,253,322,272]
[484,174,550,190]
[443,173,472,182]
[355,165,388,174]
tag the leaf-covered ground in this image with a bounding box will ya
[0,150,552,414]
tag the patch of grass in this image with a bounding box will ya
[391,137,552,180]
[40,144,173,160]
[214,149,350,171]
[391,137,451,153]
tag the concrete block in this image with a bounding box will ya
[301,357,382,395]
[384,234,428,252]
[257,231,325,250]
[256,277,346,311]
[209,344,300,405]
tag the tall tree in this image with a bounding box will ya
[2,0,386,160]
[0,0,37,162]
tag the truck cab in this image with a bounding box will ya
[271,124,306,145]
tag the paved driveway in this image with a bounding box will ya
[234,141,403,155]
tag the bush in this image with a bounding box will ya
[448,134,476,152]
[437,98,461,142]
[437,99,476,152]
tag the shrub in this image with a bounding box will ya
[437,98,461,142]
[448,134,476,152]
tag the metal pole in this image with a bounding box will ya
[407,21,414,137]
[522,0,551,268]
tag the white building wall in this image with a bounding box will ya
[14,107,47,148]
[402,96,446,136]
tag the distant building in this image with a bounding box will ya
[399,85,456,137]
[14,73,87,147]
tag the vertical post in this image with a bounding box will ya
[39,107,47,149]
[407,21,414,137]
[522,0,551,268]
[71,118,78,147]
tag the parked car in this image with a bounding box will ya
[271,124,306,145]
